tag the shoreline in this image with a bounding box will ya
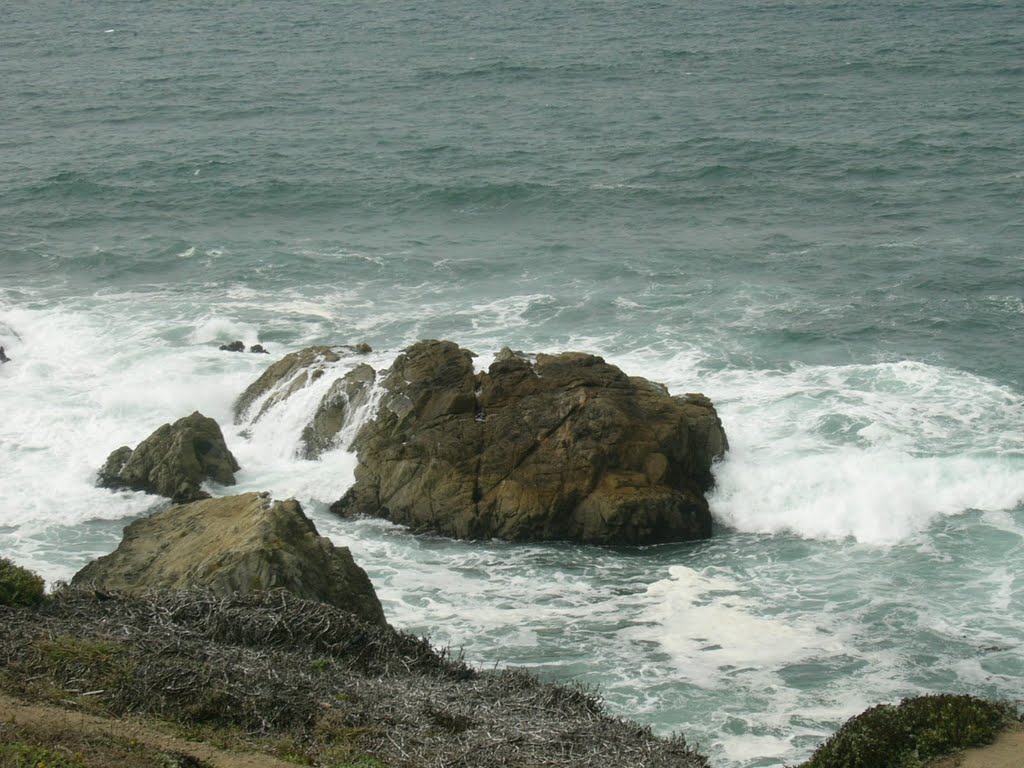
[2,580,1020,768]
[0,586,710,768]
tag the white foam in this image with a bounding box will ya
[0,293,398,584]
[636,566,843,688]
[230,447,357,509]
[597,352,1024,542]
[190,314,260,347]
[0,302,250,523]
[337,377,385,450]
[460,294,556,333]
[641,358,1024,544]
[215,347,398,508]
[4,285,1024,768]
[238,353,355,451]
[471,350,495,374]
[711,448,1023,544]
[718,733,798,766]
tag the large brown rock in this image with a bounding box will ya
[72,492,386,626]
[332,340,728,545]
[97,411,240,503]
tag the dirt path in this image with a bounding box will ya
[0,692,298,768]
[927,723,1024,768]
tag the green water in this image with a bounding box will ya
[1,1,1023,765]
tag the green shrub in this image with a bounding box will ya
[0,557,45,607]
[799,694,1017,768]
[0,742,89,768]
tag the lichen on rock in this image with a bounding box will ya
[72,492,386,626]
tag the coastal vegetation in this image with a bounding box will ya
[0,718,209,768]
[0,557,44,608]
[1,567,1020,767]
[796,694,1017,768]
[0,585,708,768]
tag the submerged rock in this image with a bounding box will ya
[300,362,377,459]
[332,340,727,545]
[234,345,343,422]
[234,345,379,459]
[97,411,240,503]
[72,492,386,626]
[234,344,373,424]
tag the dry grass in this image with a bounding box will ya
[0,588,708,768]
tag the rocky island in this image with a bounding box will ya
[1,341,1016,767]
[333,340,728,545]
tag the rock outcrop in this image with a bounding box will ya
[234,343,372,417]
[234,345,345,422]
[72,492,386,626]
[97,411,240,503]
[332,340,728,545]
[300,363,377,459]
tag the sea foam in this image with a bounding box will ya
[609,352,1024,545]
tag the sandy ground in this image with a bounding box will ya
[927,723,1024,768]
[0,692,296,768]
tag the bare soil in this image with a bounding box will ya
[927,723,1024,768]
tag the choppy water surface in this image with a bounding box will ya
[2,0,1023,765]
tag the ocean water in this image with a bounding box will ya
[2,0,1023,765]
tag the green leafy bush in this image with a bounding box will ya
[0,557,45,607]
[800,694,1017,768]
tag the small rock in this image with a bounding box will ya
[219,340,245,352]
[96,412,240,502]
